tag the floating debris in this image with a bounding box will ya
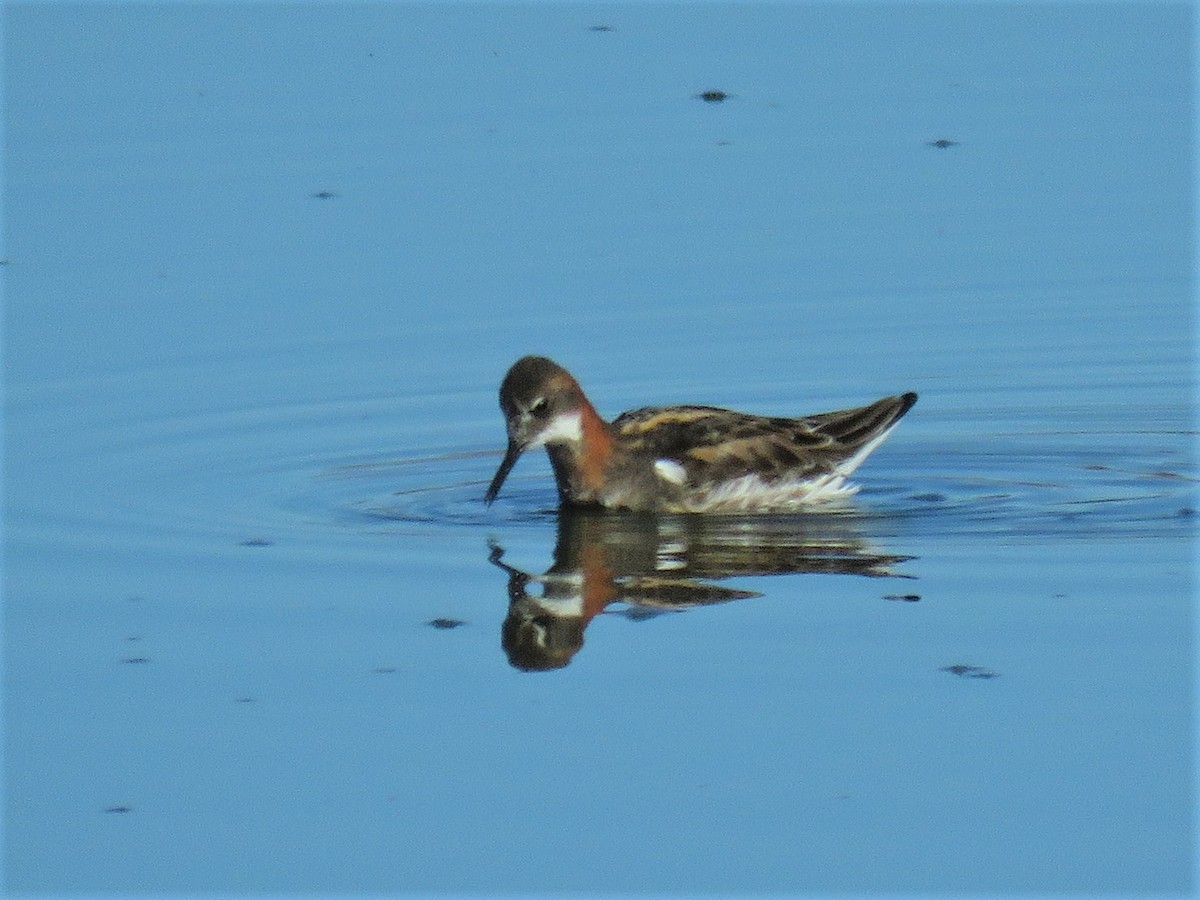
[428,618,465,630]
[926,138,959,149]
[696,90,730,103]
[1150,470,1191,480]
[884,593,921,602]
[120,657,151,665]
[588,24,614,32]
[104,806,133,814]
[940,664,999,679]
[239,538,273,547]
[311,190,338,200]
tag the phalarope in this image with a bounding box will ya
[484,356,917,513]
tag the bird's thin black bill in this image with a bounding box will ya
[484,441,524,504]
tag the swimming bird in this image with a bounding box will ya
[484,356,917,513]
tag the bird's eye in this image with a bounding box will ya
[529,397,549,417]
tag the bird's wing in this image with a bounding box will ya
[612,405,838,485]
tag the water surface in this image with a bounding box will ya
[4,3,1194,896]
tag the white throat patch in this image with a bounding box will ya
[530,411,583,447]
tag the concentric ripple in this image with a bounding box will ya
[314,450,560,528]
[307,431,1194,545]
[10,349,1194,569]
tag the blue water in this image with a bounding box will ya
[4,3,1195,896]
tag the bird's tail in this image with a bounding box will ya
[808,392,918,476]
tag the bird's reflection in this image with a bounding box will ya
[490,507,914,671]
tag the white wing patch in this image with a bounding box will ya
[653,459,688,485]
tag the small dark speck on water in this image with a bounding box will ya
[120,657,151,664]
[911,492,946,502]
[697,90,730,103]
[372,666,398,674]
[104,806,133,814]
[239,538,274,547]
[428,618,466,630]
[927,138,959,148]
[884,593,921,602]
[1178,507,1195,517]
[941,664,1000,679]
[233,697,256,703]
[588,24,613,32]
[311,191,338,200]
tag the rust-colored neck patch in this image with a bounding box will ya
[577,397,614,493]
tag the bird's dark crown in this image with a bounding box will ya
[499,356,579,418]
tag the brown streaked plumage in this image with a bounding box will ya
[484,355,917,513]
